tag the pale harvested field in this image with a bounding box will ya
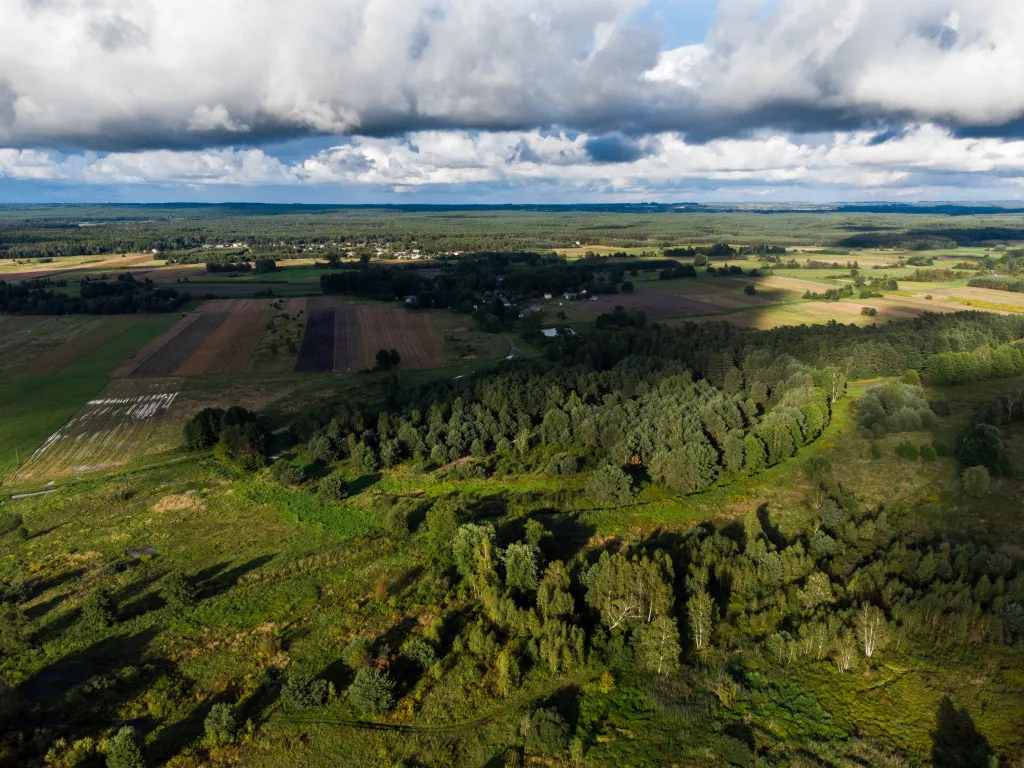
[17,378,183,481]
[355,306,444,370]
[112,314,199,378]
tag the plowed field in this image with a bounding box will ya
[131,312,228,377]
[355,306,444,370]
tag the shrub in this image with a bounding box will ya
[401,637,437,669]
[104,726,144,768]
[870,443,883,460]
[861,307,878,316]
[348,667,395,716]
[585,465,633,505]
[903,369,921,386]
[204,703,239,747]
[161,573,197,615]
[281,676,330,710]
[270,460,305,486]
[931,399,952,416]
[895,441,919,461]
[933,438,951,456]
[0,512,27,540]
[858,381,935,434]
[963,466,991,498]
[525,709,570,757]
[546,455,579,476]
[81,589,116,633]
[343,636,372,670]
[744,283,757,296]
[920,445,938,462]
[317,472,348,502]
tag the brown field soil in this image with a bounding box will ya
[197,298,271,312]
[334,306,360,372]
[17,317,136,377]
[16,377,183,481]
[284,298,308,311]
[112,313,199,378]
[0,253,158,282]
[0,315,48,341]
[131,312,228,377]
[355,306,445,370]
[176,308,276,375]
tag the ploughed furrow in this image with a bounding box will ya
[132,312,228,377]
[295,308,336,373]
[333,306,360,372]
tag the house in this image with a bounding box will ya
[542,328,559,338]
[404,296,417,305]
[563,292,575,300]
[543,293,553,300]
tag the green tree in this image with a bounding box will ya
[957,424,1010,475]
[348,667,395,716]
[525,709,570,757]
[82,588,116,633]
[204,703,239,747]
[585,464,633,505]
[635,615,681,675]
[161,573,197,615]
[424,502,461,570]
[281,676,330,710]
[105,726,145,768]
[687,589,714,651]
[503,542,539,595]
[962,466,991,498]
[317,472,348,502]
[401,637,436,669]
[375,349,393,370]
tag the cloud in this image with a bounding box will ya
[3,0,1024,152]
[4,125,1024,201]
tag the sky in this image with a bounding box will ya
[2,0,1024,204]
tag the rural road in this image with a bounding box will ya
[502,334,522,360]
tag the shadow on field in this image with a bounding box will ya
[348,473,382,496]
[193,555,275,599]
[931,698,994,768]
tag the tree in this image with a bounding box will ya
[281,676,330,709]
[424,502,461,570]
[585,464,633,505]
[401,637,436,669]
[495,648,520,696]
[453,523,497,580]
[744,283,757,296]
[389,349,401,367]
[585,551,673,630]
[204,703,240,747]
[687,589,714,651]
[375,349,393,370]
[317,472,348,502]
[856,603,887,658]
[503,542,539,595]
[635,615,681,675]
[537,561,575,623]
[525,709,570,757]
[348,667,395,716]
[161,573,197,615]
[82,588,116,633]
[105,726,145,768]
[962,466,991,498]
[957,424,1010,475]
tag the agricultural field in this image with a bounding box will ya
[15,378,182,481]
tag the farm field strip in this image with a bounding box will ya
[580,291,729,319]
[334,306,359,372]
[17,317,136,377]
[112,313,199,377]
[355,306,444,370]
[173,308,272,375]
[130,312,228,377]
[295,308,336,372]
[17,380,182,480]
[0,317,108,375]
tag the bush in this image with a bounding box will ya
[963,466,991,498]
[546,455,579,476]
[81,589,116,633]
[317,472,348,502]
[903,369,921,386]
[957,424,1010,475]
[744,283,757,296]
[343,636,372,670]
[870,443,883,459]
[895,441,919,460]
[281,676,330,710]
[920,445,938,462]
[161,572,197,615]
[348,667,395,716]
[204,703,240,747]
[401,637,437,669]
[525,709,570,757]
[0,512,27,540]
[861,307,878,316]
[933,438,951,457]
[931,399,952,416]
[104,726,145,768]
[858,381,936,434]
[270,460,305,486]
[585,464,633,505]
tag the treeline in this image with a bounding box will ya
[925,341,1024,386]
[665,244,786,259]
[0,274,189,315]
[320,252,680,310]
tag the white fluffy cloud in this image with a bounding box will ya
[2,0,1024,151]
[4,126,1024,199]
